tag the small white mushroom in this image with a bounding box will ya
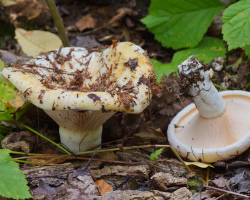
[167,56,250,163]
[1,42,154,152]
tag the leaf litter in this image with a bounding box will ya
[0,0,250,199]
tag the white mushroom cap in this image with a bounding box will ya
[1,42,154,113]
[1,42,154,152]
[168,56,250,163]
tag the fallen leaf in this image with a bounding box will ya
[212,176,227,188]
[6,92,28,111]
[32,180,58,196]
[76,14,96,32]
[72,167,90,177]
[94,179,113,195]
[184,161,214,168]
[99,151,119,161]
[15,28,62,57]
[2,0,50,21]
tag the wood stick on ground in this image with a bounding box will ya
[204,185,250,199]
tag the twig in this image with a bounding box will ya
[39,145,192,172]
[45,0,70,47]
[214,193,227,200]
[204,185,250,199]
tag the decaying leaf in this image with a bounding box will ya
[15,28,62,57]
[184,161,214,168]
[32,180,58,197]
[6,92,28,111]
[99,151,119,161]
[76,14,96,32]
[94,179,113,195]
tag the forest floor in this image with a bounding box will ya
[0,0,249,199]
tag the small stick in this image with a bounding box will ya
[204,185,250,198]
[46,0,70,47]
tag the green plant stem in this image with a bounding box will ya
[45,0,70,47]
[214,83,227,91]
[42,145,192,172]
[15,121,71,155]
[13,159,42,166]
[9,151,39,156]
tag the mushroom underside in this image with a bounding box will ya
[168,91,250,163]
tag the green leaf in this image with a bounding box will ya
[0,149,32,199]
[150,148,165,161]
[152,59,178,82]
[0,59,4,70]
[0,108,15,121]
[172,37,226,64]
[141,0,226,49]
[222,0,250,50]
[0,59,17,112]
[152,37,226,82]
[242,45,250,58]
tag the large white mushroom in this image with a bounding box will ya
[1,42,154,152]
[167,56,250,163]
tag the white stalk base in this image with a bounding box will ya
[59,125,103,152]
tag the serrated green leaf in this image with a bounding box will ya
[150,148,165,161]
[242,45,250,58]
[0,149,32,199]
[222,0,250,50]
[141,0,225,49]
[172,37,226,64]
[153,37,226,82]
[0,108,15,121]
[152,59,178,82]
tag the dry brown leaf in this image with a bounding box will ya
[76,14,96,32]
[15,28,62,57]
[94,179,113,195]
[98,151,119,161]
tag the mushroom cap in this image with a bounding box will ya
[1,42,154,113]
[167,90,250,163]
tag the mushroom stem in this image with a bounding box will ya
[178,56,226,118]
[59,126,103,152]
[44,110,115,152]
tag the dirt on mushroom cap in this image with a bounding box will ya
[1,41,155,113]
